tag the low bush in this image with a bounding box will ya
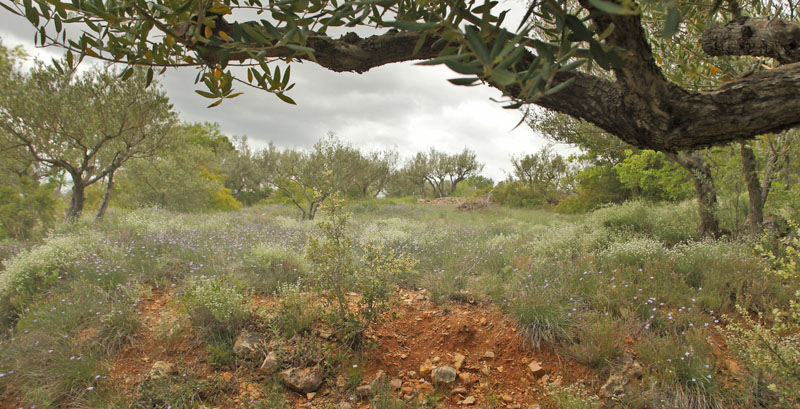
[182,276,247,339]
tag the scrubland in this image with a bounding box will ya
[0,200,798,408]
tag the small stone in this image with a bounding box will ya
[461,396,476,405]
[306,392,316,400]
[356,384,373,400]
[338,402,353,409]
[458,372,472,384]
[148,361,174,379]
[432,356,441,363]
[431,366,457,386]
[479,317,487,325]
[480,365,490,376]
[528,361,545,377]
[401,386,414,395]
[233,331,262,360]
[482,351,495,360]
[400,353,408,359]
[452,387,467,394]
[497,366,504,373]
[260,351,279,375]
[280,367,324,394]
[453,353,466,371]
[419,360,434,377]
[502,394,513,403]
[390,378,403,390]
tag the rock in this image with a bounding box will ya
[453,353,466,371]
[479,317,487,325]
[306,392,316,400]
[280,367,324,393]
[600,354,643,400]
[260,351,279,374]
[390,378,403,390]
[482,351,495,360]
[371,370,387,388]
[338,402,354,409]
[233,331,262,360]
[401,386,415,395]
[460,396,476,405]
[148,361,174,379]
[419,359,434,377]
[431,366,457,386]
[356,384,373,400]
[458,372,472,384]
[528,361,545,377]
[452,386,467,394]
[480,365,490,376]
[501,394,513,403]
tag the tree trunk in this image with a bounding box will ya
[741,143,764,237]
[95,170,116,222]
[66,179,86,221]
[671,152,720,238]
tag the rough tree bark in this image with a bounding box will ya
[66,178,86,221]
[670,152,721,238]
[95,169,116,222]
[740,142,780,237]
[186,12,800,152]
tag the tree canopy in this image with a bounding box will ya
[3,0,799,151]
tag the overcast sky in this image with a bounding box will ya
[0,5,573,181]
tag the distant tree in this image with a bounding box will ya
[350,149,398,198]
[0,61,176,220]
[116,123,241,212]
[220,135,272,205]
[260,134,360,220]
[424,148,483,198]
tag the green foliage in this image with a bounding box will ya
[242,243,310,294]
[0,231,102,325]
[117,125,241,213]
[615,150,693,202]
[556,165,631,214]
[637,329,720,403]
[567,314,625,369]
[724,294,800,407]
[206,341,235,368]
[306,196,417,344]
[182,276,247,338]
[133,372,230,409]
[0,176,58,240]
[273,282,319,337]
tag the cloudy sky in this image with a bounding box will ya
[0,5,572,181]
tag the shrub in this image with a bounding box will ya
[636,329,721,407]
[597,237,664,268]
[545,381,601,409]
[243,243,310,294]
[724,294,800,406]
[0,231,103,327]
[183,276,247,338]
[567,314,625,370]
[274,282,319,337]
[306,196,417,345]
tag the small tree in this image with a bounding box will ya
[306,195,417,345]
[0,62,176,220]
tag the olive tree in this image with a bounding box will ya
[4,0,800,152]
[0,63,176,220]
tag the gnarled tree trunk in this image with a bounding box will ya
[66,178,86,221]
[740,142,780,237]
[670,152,720,238]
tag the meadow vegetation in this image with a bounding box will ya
[0,198,797,408]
